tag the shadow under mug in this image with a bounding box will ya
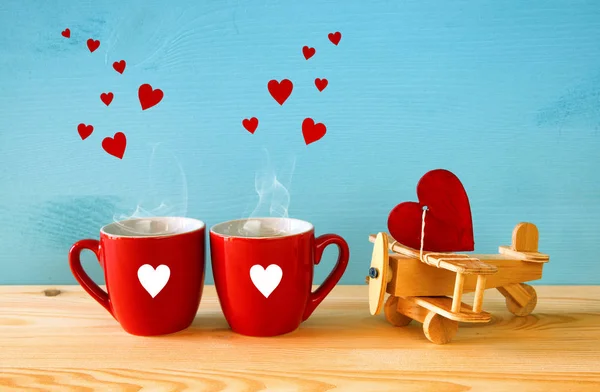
[68,217,206,336]
[210,217,350,337]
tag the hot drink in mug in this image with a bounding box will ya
[210,217,350,337]
[69,217,206,336]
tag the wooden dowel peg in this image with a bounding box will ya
[473,275,487,313]
[451,272,465,313]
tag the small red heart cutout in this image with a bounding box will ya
[242,117,259,134]
[113,60,126,74]
[87,39,100,52]
[138,83,164,110]
[77,123,93,140]
[100,92,114,106]
[102,132,127,159]
[315,78,328,92]
[328,32,342,45]
[302,118,326,145]
[61,28,70,38]
[267,79,293,105]
[387,169,474,252]
[302,46,316,60]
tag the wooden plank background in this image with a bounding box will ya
[1,0,599,284]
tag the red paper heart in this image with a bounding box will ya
[315,78,328,92]
[387,169,474,252]
[87,38,100,52]
[302,118,326,145]
[138,83,164,110]
[61,28,70,38]
[113,60,126,74]
[328,32,342,45]
[267,79,293,105]
[77,123,93,140]
[102,132,127,159]
[100,92,113,106]
[302,46,315,60]
[242,117,258,134]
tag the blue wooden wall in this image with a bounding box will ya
[1,0,599,284]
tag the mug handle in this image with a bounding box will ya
[68,239,114,317]
[302,234,350,321]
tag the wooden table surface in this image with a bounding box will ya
[1,285,599,391]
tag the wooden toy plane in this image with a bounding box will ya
[366,222,549,344]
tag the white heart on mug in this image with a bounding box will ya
[250,264,283,298]
[137,264,171,298]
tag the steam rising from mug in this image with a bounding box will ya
[112,143,188,236]
[239,148,296,237]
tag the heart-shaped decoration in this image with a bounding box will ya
[387,169,474,252]
[328,32,342,45]
[242,117,258,134]
[137,264,171,298]
[100,92,113,106]
[77,123,93,140]
[267,79,293,105]
[113,60,126,74]
[61,28,70,38]
[138,83,164,110]
[302,46,316,60]
[102,132,126,159]
[87,38,100,52]
[315,78,328,92]
[250,264,283,298]
[302,118,326,145]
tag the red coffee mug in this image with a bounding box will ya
[69,217,205,336]
[210,217,349,337]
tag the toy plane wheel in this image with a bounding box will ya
[498,283,538,316]
[423,312,459,345]
[368,232,390,316]
[384,296,412,327]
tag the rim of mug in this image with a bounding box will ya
[210,217,314,239]
[100,217,205,239]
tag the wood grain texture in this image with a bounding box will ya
[1,285,600,391]
[388,254,544,297]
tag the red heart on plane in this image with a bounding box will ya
[302,46,315,60]
[102,132,127,159]
[387,169,474,252]
[61,28,70,38]
[267,79,293,105]
[77,123,93,140]
[242,117,258,134]
[87,39,100,52]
